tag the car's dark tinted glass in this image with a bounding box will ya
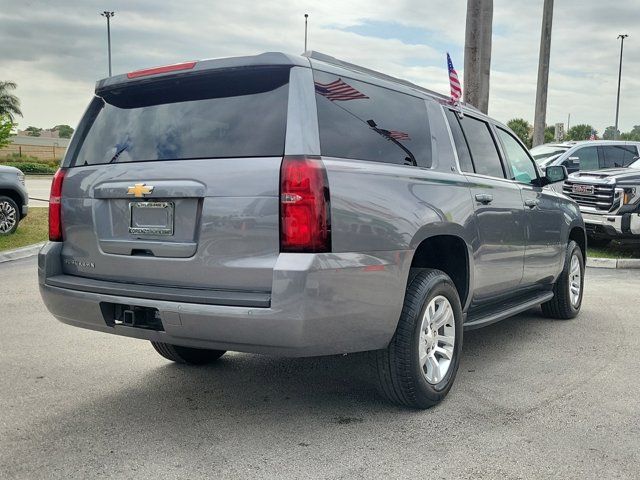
[459,116,505,178]
[445,109,474,172]
[314,71,432,167]
[600,145,638,169]
[71,67,290,166]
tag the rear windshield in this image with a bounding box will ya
[69,66,290,166]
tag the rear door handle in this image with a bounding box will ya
[475,193,493,204]
[524,199,539,208]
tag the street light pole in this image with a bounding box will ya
[304,14,309,52]
[614,34,628,140]
[101,11,115,76]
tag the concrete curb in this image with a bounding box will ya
[0,242,45,264]
[587,257,640,269]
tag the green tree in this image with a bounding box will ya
[620,125,640,142]
[24,126,42,137]
[507,118,532,147]
[544,126,555,143]
[567,124,595,141]
[52,124,74,138]
[602,126,619,140]
[0,115,16,148]
[0,81,22,121]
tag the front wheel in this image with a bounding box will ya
[542,240,584,319]
[371,269,463,409]
[151,342,226,365]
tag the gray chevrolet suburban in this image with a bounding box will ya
[0,165,28,235]
[39,52,586,408]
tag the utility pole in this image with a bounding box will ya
[614,34,628,140]
[532,0,554,147]
[304,14,309,52]
[101,11,115,76]
[464,0,493,113]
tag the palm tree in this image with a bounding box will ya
[0,81,22,121]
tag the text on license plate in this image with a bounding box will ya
[129,201,174,236]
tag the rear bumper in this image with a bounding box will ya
[582,212,640,238]
[39,242,411,357]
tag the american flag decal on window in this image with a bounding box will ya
[386,130,411,141]
[314,78,369,101]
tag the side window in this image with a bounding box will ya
[444,109,474,172]
[496,128,538,184]
[314,71,432,167]
[572,146,599,171]
[600,145,638,168]
[459,116,505,178]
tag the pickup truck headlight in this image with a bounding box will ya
[16,171,25,186]
[623,187,639,205]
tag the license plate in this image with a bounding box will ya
[129,201,174,236]
[572,184,594,195]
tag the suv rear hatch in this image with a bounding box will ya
[58,65,291,297]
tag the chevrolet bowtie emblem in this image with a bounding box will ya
[127,183,154,198]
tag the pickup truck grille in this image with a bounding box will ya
[562,181,615,211]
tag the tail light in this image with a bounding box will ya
[49,168,66,241]
[280,156,331,252]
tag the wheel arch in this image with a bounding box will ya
[409,228,474,311]
[569,225,587,260]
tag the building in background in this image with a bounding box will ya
[554,123,565,141]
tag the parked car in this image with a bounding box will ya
[532,140,640,175]
[38,51,586,409]
[0,165,28,235]
[564,156,640,247]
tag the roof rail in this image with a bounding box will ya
[303,50,479,111]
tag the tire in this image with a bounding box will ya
[0,196,20,235]
[371,269,463,409]
[150,341,226,365]
[541,240,584,319]
[587,236,611,249]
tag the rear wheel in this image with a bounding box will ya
[0,196,19,235]
[542,240,584,319]
[371,269,463,409]
[151,341,226,365]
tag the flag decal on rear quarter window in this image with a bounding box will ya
[127,183,154,198]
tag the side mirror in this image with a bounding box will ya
[545,165,568,184]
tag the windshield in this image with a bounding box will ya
[530,145,570,164]
[538,153,563,168]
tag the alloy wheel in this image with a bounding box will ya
[418,295,456,384]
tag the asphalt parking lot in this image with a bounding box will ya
[24,175,53,207]
[1,258,638,479]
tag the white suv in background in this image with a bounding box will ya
[532,140,640,175]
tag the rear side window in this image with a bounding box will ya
[314,71,432,167]
[70,67,290,166]
[600,145,638,168]
[445,109,474,172]
[459,116,505,178]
